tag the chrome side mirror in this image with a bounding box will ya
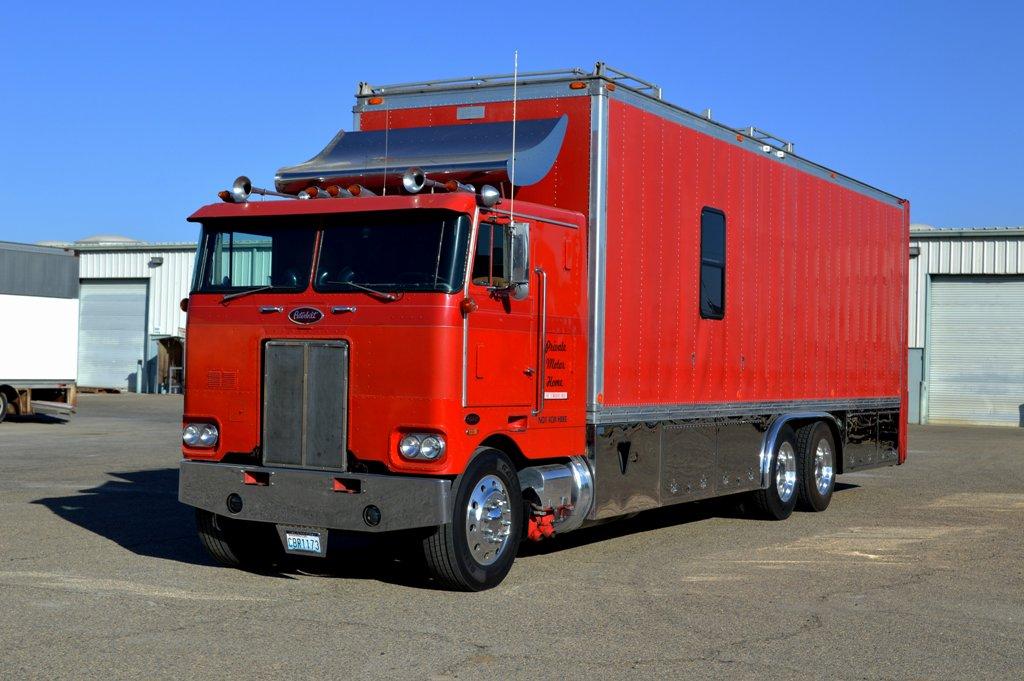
[507,222,530,300]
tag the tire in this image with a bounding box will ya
[422,448,523,591]
[795,421,837,512]
[751,426,799,520]
[0,391,8,424]
[195,509,282,571]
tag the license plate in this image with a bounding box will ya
[284,531,323,555]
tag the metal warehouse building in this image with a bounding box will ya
[909,225,1024,426]
[65,237,196,394]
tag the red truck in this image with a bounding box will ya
[178,63,908,590]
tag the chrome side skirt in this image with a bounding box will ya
[586,407,900,521]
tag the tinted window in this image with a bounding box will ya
[472,221,509,287]
[700,208,725,319]
[315,210,470,293]
[193,222,316,293]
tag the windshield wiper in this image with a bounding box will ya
[327,281,400,302]
[220,285,274,303]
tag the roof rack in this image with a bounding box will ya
[358,62,662,100]
[738,126,795,153]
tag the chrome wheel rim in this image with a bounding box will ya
[814,438,835,496]
[775,442,797,502]
[465,474,512,566]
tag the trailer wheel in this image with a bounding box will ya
[795,421,836,512]
[750,426,799,520]
[195,509,281,571]
[421,448,523,591]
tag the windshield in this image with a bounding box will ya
[314,210,470,294]
[193,220,317,293]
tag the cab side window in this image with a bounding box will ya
[472,222,509,287]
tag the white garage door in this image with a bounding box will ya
[77,280,148,391]
[927,276,1024,426]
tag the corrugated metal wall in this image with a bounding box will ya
[908,231,1024,347]
[77,245,195,338]
[908,228,1024,426]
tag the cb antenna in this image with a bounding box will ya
[509,50,518,222]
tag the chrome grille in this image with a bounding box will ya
[262,340,348,470]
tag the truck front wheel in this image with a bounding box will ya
[422,448,523,591]
[195,509,281,571]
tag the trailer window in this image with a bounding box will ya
[700,208,725,319]
[472,222,508,287]
[193,223,316,293]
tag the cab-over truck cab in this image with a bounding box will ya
[180,191,588,590]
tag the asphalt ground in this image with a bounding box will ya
[1,394,1022,680]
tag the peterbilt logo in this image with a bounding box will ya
[288,307,324,325]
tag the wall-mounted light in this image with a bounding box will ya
[149,256,164,267]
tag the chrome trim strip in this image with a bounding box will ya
[353,80,590,113]
[259,306,283,314]
[588,397,900,425]
[587,89,610,410]
[532,266,548,416]
[461,207,481,407]
[330,306,357,314]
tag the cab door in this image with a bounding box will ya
[465,217,535,408]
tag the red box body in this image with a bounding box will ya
[184,75,908,473]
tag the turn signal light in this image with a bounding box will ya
[569,81,587,90]
[367,96,384,105]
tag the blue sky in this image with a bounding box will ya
[1,1,1021,244]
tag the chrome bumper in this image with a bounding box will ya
[179,461,452,532]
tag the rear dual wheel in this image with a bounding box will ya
[751,427,799,520]
[795,421,836,512]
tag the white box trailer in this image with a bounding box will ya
[0,242,79,421]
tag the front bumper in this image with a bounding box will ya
[179,461,452,532]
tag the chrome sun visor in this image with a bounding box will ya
[274,115,568,194]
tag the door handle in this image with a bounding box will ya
[533,266,547,417]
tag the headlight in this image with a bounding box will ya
[399,434,422,458]
[419,436,444,460]
[182,424,201,447]
[183,422,218,448]
[398,432,445,461]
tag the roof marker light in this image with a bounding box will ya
[367,96,384,105]
[348,184,376,197]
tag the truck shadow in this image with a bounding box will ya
[28,468,447,588]
[32,468,213,566]
[31,469,858,590]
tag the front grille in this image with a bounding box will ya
[262,340,348,470]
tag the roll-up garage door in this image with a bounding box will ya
[77,280,148,391]
[927,276,1024,426]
